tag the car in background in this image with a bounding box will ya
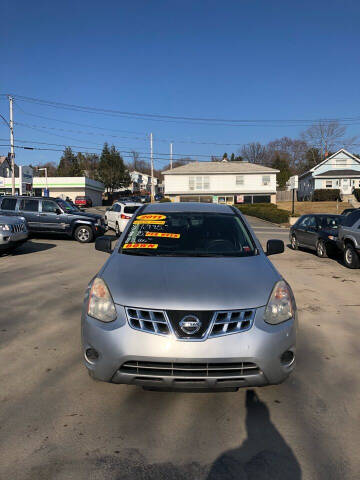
[290,214,341,257]
[0,196,105,243]
[75,196,93,208]
[82,202,297,391]
[140,194,150,203]
[0,214,28,254]
[105,201,142,236]
[337,209,360,268]
[155,193,164,201]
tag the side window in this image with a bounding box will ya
[19,199,39,212]
[298,216,309,227]
[42,200,59,213]
[345,211,360,227]
[1,198,17,211]
[307,216,316,228]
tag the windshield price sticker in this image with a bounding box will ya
[136,214,167,220]
[123,243,158,249]
[145,232,180,239]
[133,220,165,225]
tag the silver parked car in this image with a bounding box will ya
[0,214,28,253]
[82,202,297,391]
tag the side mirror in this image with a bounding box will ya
[95,235,113,254]
[266,239,284,256]
[56,208,62,215]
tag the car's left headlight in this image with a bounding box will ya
[0,224,10,231]
[88,277,117,322]
[264,280,295,325]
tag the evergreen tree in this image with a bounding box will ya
[98,143,131,192]
[271,154,292,189]
[57,147,83,176]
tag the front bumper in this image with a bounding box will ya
[0,231,28,249]
[93,224,106,237]
[81,305,297,390]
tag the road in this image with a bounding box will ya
[0,218,359,480]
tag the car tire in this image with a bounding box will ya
[344,243,360,269]
[316,240,328,258]
[115,222,121,237]
[74,225,94,243]
[291,235,299,250]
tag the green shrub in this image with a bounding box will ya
[353,188,360,202]
[235,203,289,223]
[312,189,341,201]
[159,197,171,203]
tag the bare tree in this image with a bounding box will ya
[300,120,357,158]
[240,142,267,164]
[267,137,308,171]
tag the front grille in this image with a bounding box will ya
[166,310,213,339]
[120,361,260,378]
[208,309,255,337]
[11,223,25,233]
[126,307,256,340]
[126,307,170,336]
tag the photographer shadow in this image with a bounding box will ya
[207,390,301,479]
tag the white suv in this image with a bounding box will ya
[105,202,142,236]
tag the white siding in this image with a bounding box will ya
[164,173,276,194]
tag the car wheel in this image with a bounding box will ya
[291,235,299,250]
[344,244,360,269]
[316,240,328,258]
[115,222,121,237]
[74,225,93,243]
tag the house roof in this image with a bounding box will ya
[162,161,279,175]
[315,169,360,177]
[299,148,360,179]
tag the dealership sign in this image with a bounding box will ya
[19,166,33,195]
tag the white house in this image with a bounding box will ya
[130,170,158,192]
[298,149,360,200]
[162,161,279,204]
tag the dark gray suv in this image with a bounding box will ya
[0,196,105,243]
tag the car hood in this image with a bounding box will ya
[102,254,280,310]
[72,211,102,221]
[0,214,25,225]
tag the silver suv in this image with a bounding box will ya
[338,209,360,268]
[0,214,28,253]
[82,202,297,392]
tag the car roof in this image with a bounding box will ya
[116,201,142,206]
[301,213,341,217]
[1,195,58,201]
[142,202,234,214]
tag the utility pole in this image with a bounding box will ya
[9,96,15,195]
[170,142,173,169]
[150,133,155,202]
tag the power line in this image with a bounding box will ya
[4,93,360,127]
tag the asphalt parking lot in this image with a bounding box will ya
[1,217,359,480]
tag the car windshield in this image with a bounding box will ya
[57,200,78,213]
[120,212,256,257]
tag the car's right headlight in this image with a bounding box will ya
[87,277,117,322]
[0,224,10,231]
[264,280,295,325]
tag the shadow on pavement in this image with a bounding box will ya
[207,390,302,480]
[1,240,56,256]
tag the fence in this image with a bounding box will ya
[276,190,297,202]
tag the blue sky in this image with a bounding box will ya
[1,0,360,169]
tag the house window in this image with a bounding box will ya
[326,180,333,188]
[262,175,270,186]
[189,176,210,190]
[236,175,244,186]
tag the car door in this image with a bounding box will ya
[18,198,41,231]
[107,205,118,228]
[294,215,309,245]
[301,215,318,249]
[39,199,68,232]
